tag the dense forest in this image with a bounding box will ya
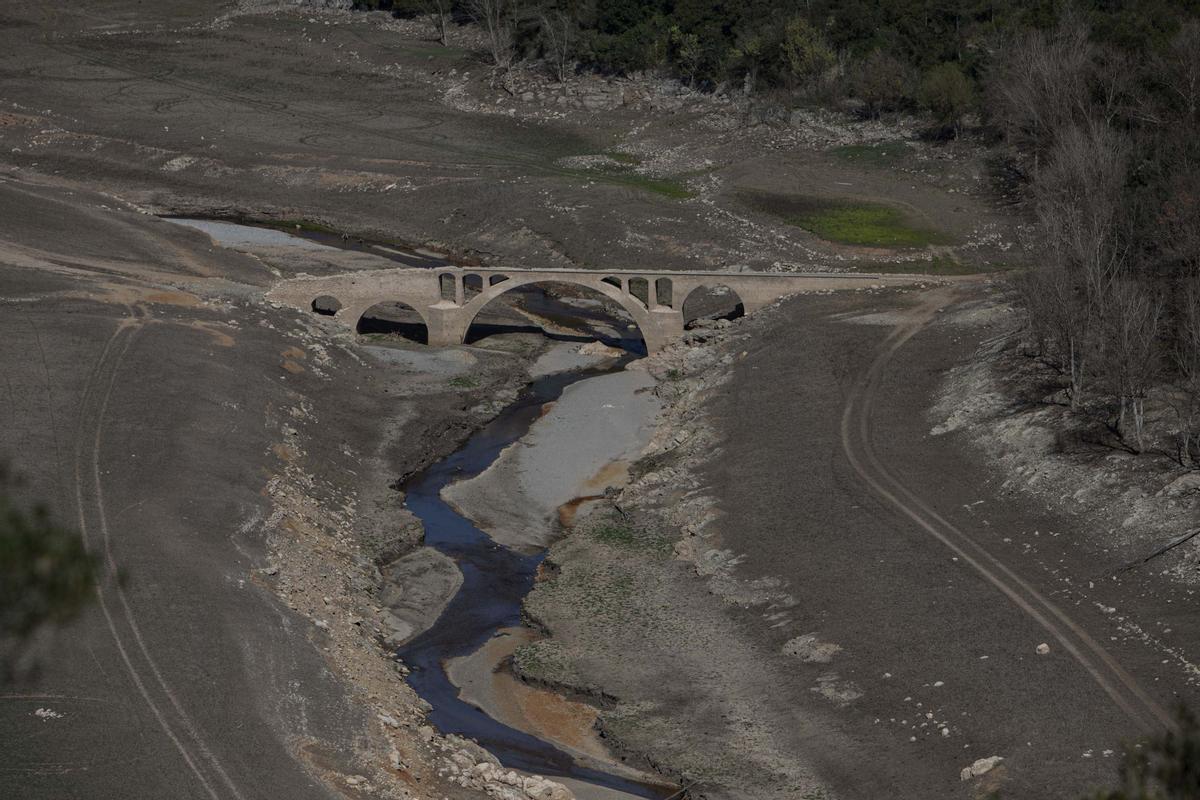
[355,1,1199,103]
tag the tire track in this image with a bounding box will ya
[839,291,1172,734]
[73,318,245,800]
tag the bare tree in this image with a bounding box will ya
[427,0,452,47]
[539,8,574,82]
[1034,121,1131,305]
[1099,281,1163,451]
[1160,165,1200,274]
[1029,262,1094,409]
[1172,276,1200,465]
[468,0,514,69]
[1161,21,1200,124]
[987,9,1094,162]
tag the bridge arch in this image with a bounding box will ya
[356,300,431,345]
[311,294,343,316]
[463,273,484,301]
[681,284,745,326]
[457,276,657,352]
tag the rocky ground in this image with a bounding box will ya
[2,0,1026,280]
[0,167,598,800]
[931,302,1200,581]
[517,285,1200,800]
[6,3,1188,800]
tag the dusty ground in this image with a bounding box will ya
[1,1,1025,278]
[0,170,580,800]
[0,2,1116,800]
[518,285,1200,800]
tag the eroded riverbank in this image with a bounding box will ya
[394,351,668,799]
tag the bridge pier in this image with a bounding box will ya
[425,304,468,348]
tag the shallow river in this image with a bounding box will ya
[166,214,670,794]
[396,361,673,799]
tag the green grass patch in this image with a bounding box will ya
[258,218,340,236]
[512,640,576,684]
[448,375,478,389]
[829,141,912,167]
[740,191,951,248]
[588,520,672,555]
[574,166,693,199]
[560,151,694,199]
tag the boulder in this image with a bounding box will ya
[960,755,1004,781]
[1160,472,1200,497]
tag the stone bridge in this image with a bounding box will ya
[266,266,927,352]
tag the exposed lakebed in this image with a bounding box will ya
[396,353,669,798]
[170,213,671,796]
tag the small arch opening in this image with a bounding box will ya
[464,273,484,301]
[654,278,674,309]
[682,285,745,327]
[356,301,429,345]
[311,295,342,316]
[438,273,457,303]
[601,276,622,289]
[464,281,646,355]
[627,277,649,309]
[489,275,509,286]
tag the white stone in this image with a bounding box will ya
[960,755,1004,781]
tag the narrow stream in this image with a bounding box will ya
[396,360,673,799]
[164,214,670,793]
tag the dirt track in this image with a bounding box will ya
[514,286,1200,799]
[1,2,1140,800]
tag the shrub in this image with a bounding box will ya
[918,62,975,137]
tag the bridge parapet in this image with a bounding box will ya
[267,267,936,352]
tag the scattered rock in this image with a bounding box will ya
[960,755,1004,781]
[782,633,842,663]
[1036,642,1050,655]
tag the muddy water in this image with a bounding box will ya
[396,361,673,799]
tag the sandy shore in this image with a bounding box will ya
[441,363,659,552]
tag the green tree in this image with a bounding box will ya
[1091,705,1200,799]
[670,25,703,84]
[918,62,975,137]
[780,15,834,84]
[1,466,96,669]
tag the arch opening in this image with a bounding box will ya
[488,275,509,286]
[654,278,674,309]
[312,295,342,316]
[627,277,649,309]
[438,273,457,303]
[464,273,484,301]
[601,276,622,289]
[356,300,429,345]
[464,281,646,355]
[682,285,745,327]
